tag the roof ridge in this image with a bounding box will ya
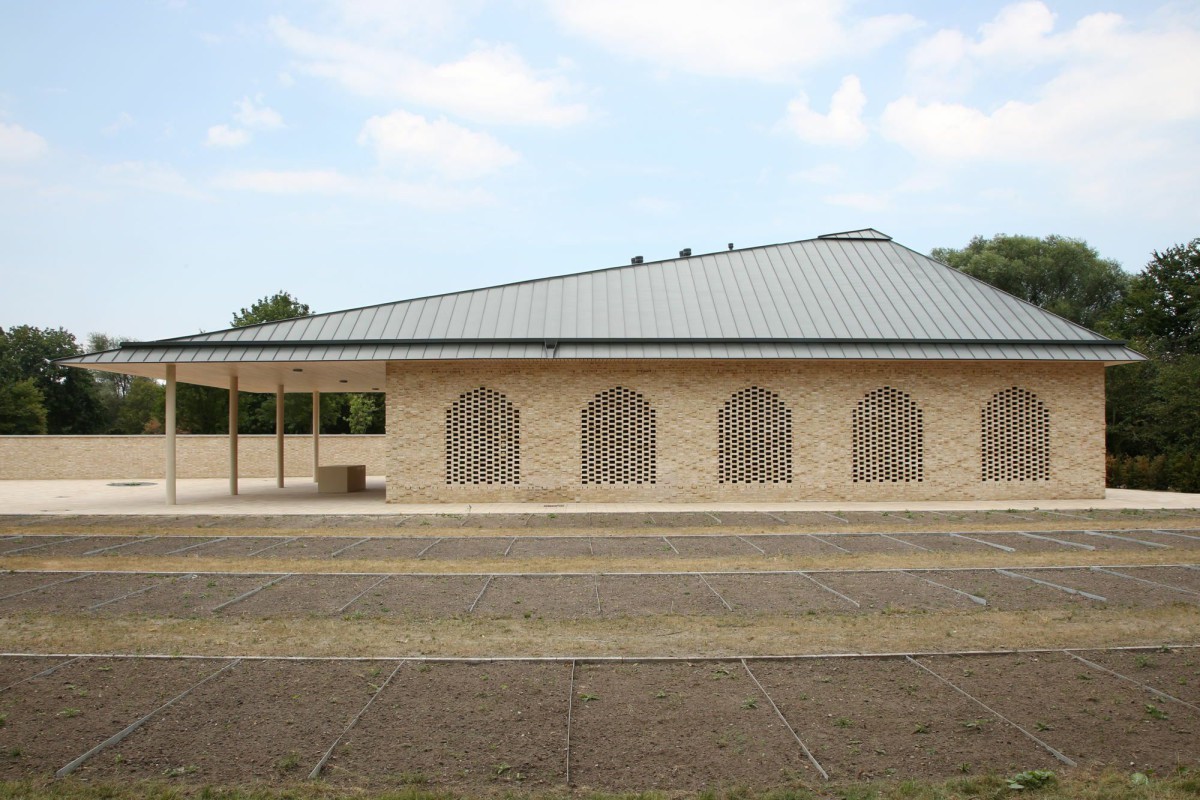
[147,232,881,344]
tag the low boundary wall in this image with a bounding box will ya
[0,435,385,480]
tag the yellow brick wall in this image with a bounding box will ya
[0,435,384,480]
[385,359,1106,502]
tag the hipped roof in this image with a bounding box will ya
[59,229,1143,392]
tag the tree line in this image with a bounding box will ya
[2,240,1197,490]
[933,235,1200,492]
[0,292,385,437]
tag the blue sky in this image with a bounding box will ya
[2,0,1198,342]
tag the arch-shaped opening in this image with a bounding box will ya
[581,386,656,484]
[852,386,924,483]
[445,387,520,485]
[982,387,1050,481]
[719,386,793,483]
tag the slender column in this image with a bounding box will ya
[312,390,320,482]
[276,385,285,488]
[228,376,239,496]
[165,365,177,506]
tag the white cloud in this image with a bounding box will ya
[205,124,251,148]
[213,168,491,208]
[884,5,1200,172]
[271,17,588,127]
[233,96,284,130]
[0,122,49,160]
[358,111,518,179]
[780,75,868,146]
[102,112,135,136]
[100,161,206,198]
[546,0,920,79]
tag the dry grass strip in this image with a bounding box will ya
[1,605,1196,659]
[5,545,1198,576]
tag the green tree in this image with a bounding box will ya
[231,291,311,328]
[0,325,104,434]
[0,378,48,434]
[114,378,165,434]
[1111,238,1200,356]
[1103,239,1200,490]
[931,234,1130,330]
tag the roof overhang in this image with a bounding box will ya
[58,336,1145,392]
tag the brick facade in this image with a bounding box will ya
[0,435,384,480]
[385,359,1106,502]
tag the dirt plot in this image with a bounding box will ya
[100,573,272,616]
[570,661,815,790]
[507,537,594,559]
[222,574,382,617]
[598,574,728,617]
[969,533,1080,553]
[0,571,81,598]
[1073,648,1200,708]
[327,661,571,789]
[0,656,222,778]
[421,537,514,560]
[2,536,128,557]
[742,534,837,557]
[174,537,286,558]
[0,656,69,691]
[750,657,1054,780]
[101,536,224,557]
[1009,568,1194,607]
[328,537,431,560]
[0,536,65,555]
[1123,566,1200,594]
[810,534,914,554]
[590,536,679,559]
[251,536,367,559]
[342,574,486,618]
[915,652,1200,773]
[814,571,980,612]
[919,570,1100,611]
[665,536,760,558]
[0,573,169,614]
[889,534,997,553]
[705,573,856,614]
[79,659,380,784]
[474,576,599,619]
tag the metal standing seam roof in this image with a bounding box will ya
[59,229,1145,368]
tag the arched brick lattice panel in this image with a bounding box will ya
[852,386,924,483]
[581,386,656,484]
[718,386,793,483]
[445,387,519,485]
[982,387,1050,481]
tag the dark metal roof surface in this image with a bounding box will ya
[60,232,1144,366]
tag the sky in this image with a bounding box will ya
[1,0,1198,343]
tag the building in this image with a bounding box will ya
[60,229,1143,504]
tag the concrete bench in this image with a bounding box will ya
[316,464,366,494]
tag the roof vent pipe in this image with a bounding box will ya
[631,256,643,264]
[679,248,692,257]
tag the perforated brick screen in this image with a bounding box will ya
[445,387,520,485]
[982,386,1050,481]
[718,386,793,483]
[581,386,657,484]
[852,386,924,483]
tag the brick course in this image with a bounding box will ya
[0,435,383,480]
[385,359,1105,502]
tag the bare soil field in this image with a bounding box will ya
[0,652,1198,792]
[0,511,1198,796]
